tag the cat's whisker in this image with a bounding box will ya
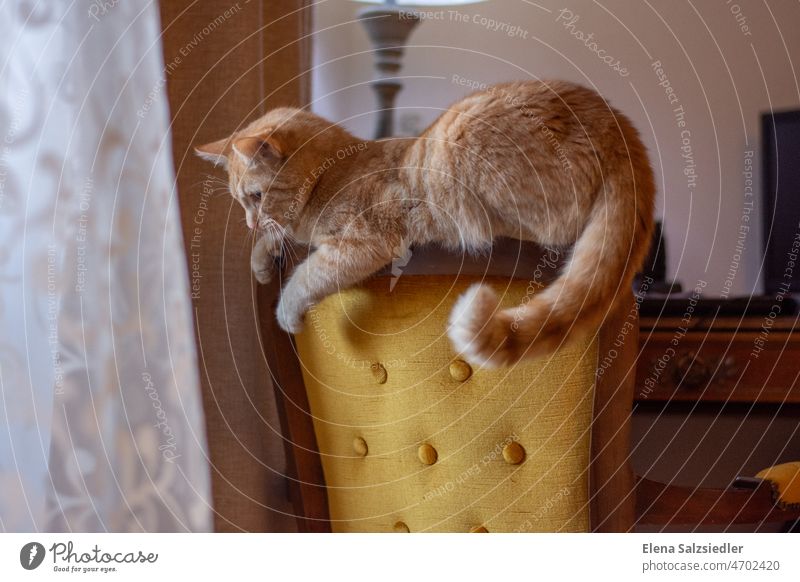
[279,237,294,257]
[211,188,232,198]
[191,175,226,186]
[240,228,253,253]
[192,175,231,194]
[280,237,304,264]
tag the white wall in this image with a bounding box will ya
[312,0,800,296]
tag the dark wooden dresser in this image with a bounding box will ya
[636,314,800,404]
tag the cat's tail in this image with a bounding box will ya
[447,157,654,367]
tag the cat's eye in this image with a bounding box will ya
[251,192,263,202]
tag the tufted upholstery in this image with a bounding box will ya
[294,275,600,532]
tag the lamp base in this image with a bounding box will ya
[358,6,420,139]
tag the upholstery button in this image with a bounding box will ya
[503,441,525,465]
[449,359,472,382]
[417,443,438,465]
[470,525,488,533]
[353,437,368,457]
[393,521,410,533]
[371,362,387,384]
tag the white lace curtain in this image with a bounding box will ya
[0,1,211,531]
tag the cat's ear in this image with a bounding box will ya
[262,132,287,158]
[194,138,230,168]
[232,130,287,164]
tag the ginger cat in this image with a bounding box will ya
[196,80,654,367]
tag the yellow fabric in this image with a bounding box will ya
[295,276,598,532]
[756,462,800,508]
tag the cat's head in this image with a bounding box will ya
[194,107,336,234]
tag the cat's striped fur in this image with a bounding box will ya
[196,80,654,366]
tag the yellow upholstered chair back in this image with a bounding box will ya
[263,241,637,533]
[295,275,604,532]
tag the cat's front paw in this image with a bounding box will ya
[253,253,287,285]
[251,250,275,285]
[276,297,306,334]
[252,264,273,285]
[252,261,275,285]
[252,237,283,285]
